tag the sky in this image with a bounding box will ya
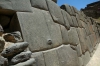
[57,0,98,10]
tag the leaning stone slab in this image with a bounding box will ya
[11,58,36,66]
[46,0,65,25]
[11,51,32,65]
[71,16,78,27]
[30,0,48,10]
[1,42,28,58]
[0,56,8,66]
[57,45,79,66]
[61,9,70,30]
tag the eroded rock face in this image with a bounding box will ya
[0,37,5,52]
[1,42,28,58]
[0,56,8,66]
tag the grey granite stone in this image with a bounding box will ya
[42,10,62,48]
[76,28,88,54]
[0,56,8,66]
[61,9,70,30]
[46,0,65,25]
[31,52,46,66]
[11,51,32,65]
[57,45,79,66]
[43,48,60,66]
[30,0,48,10]
[71,16,78,27]
[11,58,36,66]
[60,25,69,44]
[76,44,82,57]
[1,42,28,58]
[68,27,80,46]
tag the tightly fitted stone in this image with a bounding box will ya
[46,0,64,25]
[30,0,48,10]
[0,37,5,52]
[1,42,28,58]
[11,51,32,65]
[11,58,36,66]
[52,0,57,3]
[0,0,32,12]
[0,56,8,66]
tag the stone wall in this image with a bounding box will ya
[0,0,100,66]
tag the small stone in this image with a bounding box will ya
[1,42,28,58]
[11,51,32,65]
[0,55,8,66]
[11,31,23,42]
[0,37,5,52]
[3,33,17,43]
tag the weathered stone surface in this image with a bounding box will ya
[61,9,70,29]
[46,0,64,25]
[43,48,60,66]
[60,4,72,15]
[71,16,78,27]
[0,37,5,52]
[86,36,93,53]
[0,24,4,32]
[65,12,74,27]
[17,8,52,52]
[30,0,48,10]
[0,15,10,28]
[11,31,23,42]
[1,42,28,58]
[70,6,76,16]
[0,56,8,66]
[0,0,32,12]
[60,25,69,44]
[68,27,80,46]
[76,44,82,57]
[31,52,45,66]
[11,51,32,65]
[76,14,83,28]
[82,51,90,66]
[57,45,79,66]
[81,22,91,36]
[78,57,83,66]
[76,28,88,54]
[42,10,62,48]
[12,58,36,66]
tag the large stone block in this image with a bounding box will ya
[0,56,8,66]
[0,0,32,12]
[52,0,57,3]
[17,8,62,52]
[31,52,45,66]
[57,45,79,66]
[42,10,62,48]
[43,48,60,66]
[76,28,88,54]
[82,51,90,66]
[86,36,93,53]
[71,16,78,27]
[60,4,73,15]
[60,25,69,44]
[30,0,48,10]
[46,0,64,25]
[61,9,70,30]
[76,44,82,57]
[68,27,80,46]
